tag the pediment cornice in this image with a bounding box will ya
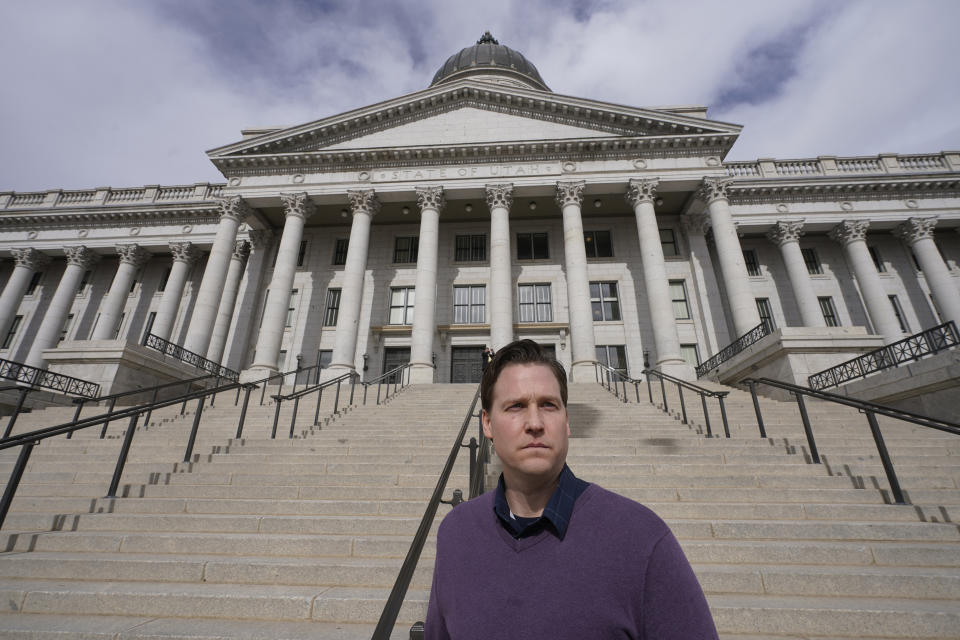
[726,174,960,204]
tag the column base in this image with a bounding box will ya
[239,366,277,383]
[655,359,695,381]
[570,360,598,383]
[408,363,435,384]
[320,364,356,382]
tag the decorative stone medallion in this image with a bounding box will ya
[706,156,721,167]
[292,174,305,184]
[633,159,647,170]
[905,199,919,209]
[229,177,242,187]
[840,201,854,211]
[776,203,789,213]
[182,225,193,234]
[562,161,577,173]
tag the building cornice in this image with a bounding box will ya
[0,206,222,231]
[726,173,960,205]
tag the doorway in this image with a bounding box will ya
[451,346,484,383]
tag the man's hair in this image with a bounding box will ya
[480,339,568,412]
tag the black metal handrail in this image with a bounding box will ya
[593,361,631,402]
[696,320,773,378]
[361,363,413,406]
[269,371,357,439]
[808,321,960,390]
[143,333,239,381]
[642,369,731,438]
[0,357,100,398]
[372,385,482,640]
[743,377,960,505]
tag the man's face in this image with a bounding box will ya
[482,363,570,483]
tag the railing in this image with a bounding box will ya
[593,362,631,402]
[143,333,239,381]
[1,182,226,209]
[808,321,959,390]
[0,357,100,398]
[642,369,731,438]
[269,371,357,439]
[696,320,773,378]
[723,152,955,179]
[361,363,413,406]
[743,377,960,505]
[372,386,482,640]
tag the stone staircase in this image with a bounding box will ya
[0,380,957,638]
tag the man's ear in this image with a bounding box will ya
[481,409,493,439]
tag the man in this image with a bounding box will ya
[425,339,718,639]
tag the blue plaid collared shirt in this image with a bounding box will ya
[493,464,590,540]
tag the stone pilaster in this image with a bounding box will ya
[767,220,825,328]
[556,180,597,381]
[151,242,200,342]
[830,220,902,343]
[207,240,251,364]
[894,217,960,330]
[626,178,688,378]
[0,248,50,346]
[486,183,514,350]
[409,186,445,383]
[227,230,274,374]
[90,244,150,340]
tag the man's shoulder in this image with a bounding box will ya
[437,490,495,538]
[576,483,672,536]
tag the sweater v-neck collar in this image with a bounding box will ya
[493,484,598,552]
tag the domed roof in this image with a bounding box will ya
[430,32,550,91]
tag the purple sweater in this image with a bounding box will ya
[425,483,718,640]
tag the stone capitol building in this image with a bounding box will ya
[2,32,959,414]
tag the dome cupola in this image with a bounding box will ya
[430,32,550,91]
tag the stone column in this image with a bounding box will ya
[894,217,960,330]
[830,220,903,344]
[0,249,50,343]
[226,230,273,373]
[24,246,97,368]
[767,221,826,328]
[151,242,200,342]
[698,178,762,337]
[681,211,728,352]
[249,193,314,375]
[409,186,444,383]
[207,240,251,364]
[555,181,598,382]
[327,189,379,375]
[183,196,249,356]
[91,244,150,340]
[486,184,514,350]
[626,178,688,377]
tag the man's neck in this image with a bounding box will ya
[503,469,562,518]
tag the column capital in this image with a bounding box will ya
[11,247,50,270]
[415,185,445,213]
[232,240,251,262]
[697,177,732,204]
[116,243,151,267]
[279,192,316,221]
[625,178,659,207]
[346,189,381,217]
[64,246,98,269]
[829,219,870,247]
[247,229,274,250]
[766,220,806,247]
[555,181,585,208]
[485,183,514,210]
[680,211,710,235]
[217,196,252,223]
[169,242,200,265]
[892,216,938,245]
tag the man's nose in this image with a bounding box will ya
[524,407,545,431]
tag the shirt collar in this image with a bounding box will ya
[493,464,589,540]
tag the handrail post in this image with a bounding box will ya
[659,376,668,413]
[334,378,342,414]
[313,386,324,426]
[717,394,731,438]
[676,382,687,424]
[210,375,221,407]
[101,397,118,438]
[865,411,906,504]
[3,387,30,439]
[466,436,478,494]
[0,441,36,529]
[794,392,820,464]
[143,387,160,428]
[634,380,640,403]
[376,380,382,405]
[260,380,268,405]
[183,396,205,462]
[747,380,767,438]
[594,363,599,383]
[700,393,713,437]
[271,398,282,439]
[363,382,369,405]
[235,386,252,439]
[349,374,357,405]
[106,414,139,498]
[234,385,242,406]
[289,397,300,438]
[67,399,85,440]
[646,373,653,403]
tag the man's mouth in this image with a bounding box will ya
[524,442,548,449]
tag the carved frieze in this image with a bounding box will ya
[555,181,586,208]
[346,189,381,216]
[485,184,514,210]
[11,248,50,270]
[279,192,316,221]
[766,220,806,247]
[625,178,659,207]
[893,216,938,245]
[829,220,870,247]
[415,186,446,213]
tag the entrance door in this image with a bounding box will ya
[383,347,410,383]
[451,346,484,383]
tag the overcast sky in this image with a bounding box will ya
[2,0,959,192]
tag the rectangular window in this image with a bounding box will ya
[596,345,628,376]
[333,238,349,265]
[277,349,287,370]
[323,288,341,326]
[889,295,910,333]
[3,315,23,349]
[518,284,553,323]
[113,312,125,339]
[818,297,840,327]
[57,314,75,344]
[756,298,776,330]
[78,270,93,295]
[141,311,156,343]
[129,269,142,293]
[743,250,761,277]
[297,240,307,267]
[453,285,485,324]
[590,281,621,322]
[389,287,416,325]
[157,267,171,292]
[455,234,487,262]
[517,232,549,260]
[286,289,298,328]
[660,229,679,257]
[868,246,886,273]
[26,272,42,295]
[584,230,613,258]
[680,344,700,367]
[801,247,823,275]
[669,280,691,320]
[393,236,419,263]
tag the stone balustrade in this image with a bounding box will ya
[725,151,959,179]
[0,182,225,209]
